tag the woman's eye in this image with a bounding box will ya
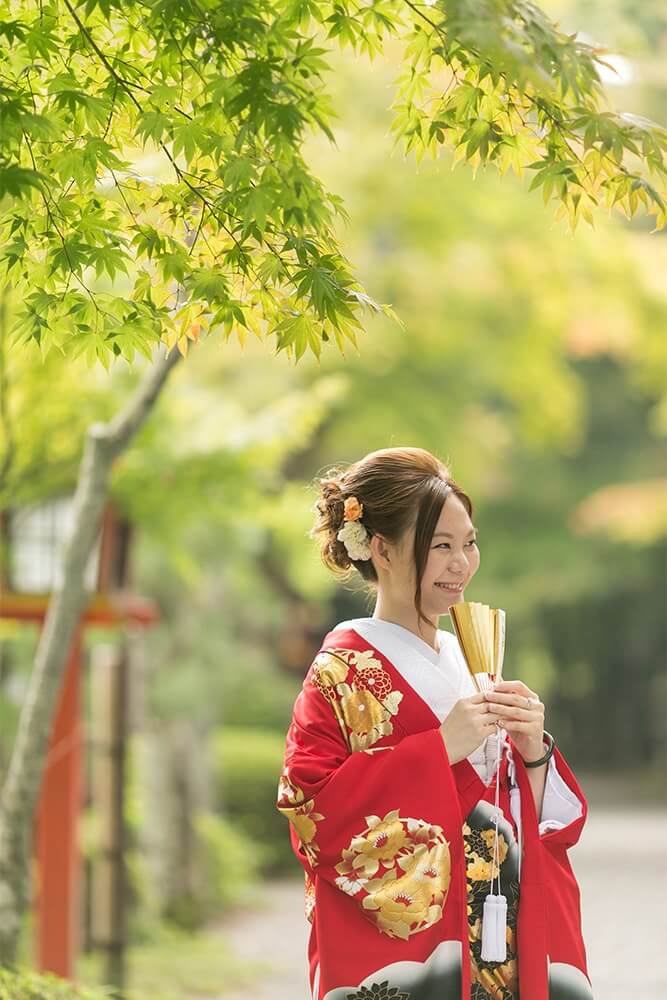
[436,540,478,548]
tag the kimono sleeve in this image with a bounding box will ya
[276,651,465,940]
[538,744,588,850]
[538,755,584,836]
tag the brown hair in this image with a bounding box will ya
[310,446,473,632]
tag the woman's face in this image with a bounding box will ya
[397,494,481,617]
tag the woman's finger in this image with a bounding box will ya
[493,680,539,700]
[497,719,543,732]
[486,703,538,721]
[486,691,524,704]
[486,691,543,712]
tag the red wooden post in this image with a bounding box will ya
[33,626,83,977]
[2,584,157,981]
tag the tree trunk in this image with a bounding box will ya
[0,345,183,964]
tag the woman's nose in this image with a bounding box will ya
[448,553,469,571]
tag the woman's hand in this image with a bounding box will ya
[439,692,505,765]
[484,680,546,764]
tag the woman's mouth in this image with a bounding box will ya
[435,582,464,592]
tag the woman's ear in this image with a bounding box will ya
[370,532,392,571]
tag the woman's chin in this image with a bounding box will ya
[433,588,465,613]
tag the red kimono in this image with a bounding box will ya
[276,624,594,1000]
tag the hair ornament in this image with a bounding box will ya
[337,494,372,561]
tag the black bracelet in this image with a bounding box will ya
[523,729,555,768]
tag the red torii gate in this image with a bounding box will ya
[0,506,159,979]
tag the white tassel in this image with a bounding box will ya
[480,700,508,963]
[481,892,507,961]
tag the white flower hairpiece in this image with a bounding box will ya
[336,495,372,561]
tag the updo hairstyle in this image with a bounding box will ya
[309,446,473,631]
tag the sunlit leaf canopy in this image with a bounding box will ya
[1,0,666,369]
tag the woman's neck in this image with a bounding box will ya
[371,597,440,653]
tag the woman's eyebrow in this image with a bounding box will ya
[433,529,477,538]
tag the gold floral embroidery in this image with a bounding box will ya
[338,683,389,742]
[311,650,348,700]
[334,810,451,940]
[304,871,316,924]
[463,826,509,882]
[355,661,393,699]
[276,767,324,868]
[277,768,304,807]
[467,853,499,883]
[476,960,518,998]
[347,813,408,875]
[308,647,403,751]
[480,827,509,862]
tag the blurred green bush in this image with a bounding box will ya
[209,727,295,875]
[0,969,114,1000]
[162,812,266,930]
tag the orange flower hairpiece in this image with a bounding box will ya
[343,496,364,522]
[337,495,372,561]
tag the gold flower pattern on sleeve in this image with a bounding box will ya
[276,767,324,869]
[277,647,403,875]
[304,870,316,924]
[334,810,452,941]
[309,648,403,752]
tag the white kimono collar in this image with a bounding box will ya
[330,616,477,723]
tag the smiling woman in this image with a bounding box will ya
[276,446,594,1000]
